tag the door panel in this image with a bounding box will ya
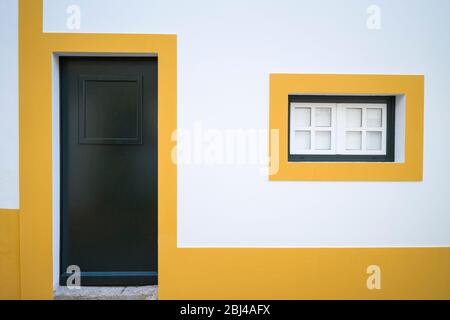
[60,57,158,286]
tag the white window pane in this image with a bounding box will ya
[366,108,382,127]
[295,130,311,150]
[315,108,331,127]
[366,131,382,150]
[346,108,362,128]
[346,131,362,150]
[315,131,331,150]
[292,107,311,127]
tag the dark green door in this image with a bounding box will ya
[60,57,157,286]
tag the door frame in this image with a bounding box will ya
[19,1,177,299]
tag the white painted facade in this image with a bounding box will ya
[1,0,450,247]
[0,0,18,209]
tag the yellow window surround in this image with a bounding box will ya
[269,74,424,181]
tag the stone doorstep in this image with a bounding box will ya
[54,286,158,300]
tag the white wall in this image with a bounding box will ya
[1,0,448,246]
[0,0,18,209]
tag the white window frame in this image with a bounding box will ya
[336,103,387,155]
[289,102,336,155]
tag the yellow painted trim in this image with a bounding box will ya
[19,0,449,300]
[0,209,21,299]
[19,0,176,299]
[163,247,450,299]
[269,73,424,181]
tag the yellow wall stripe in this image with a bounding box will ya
[0,209,20,299]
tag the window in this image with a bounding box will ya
[288,95,395,162]
[269,74,423,181]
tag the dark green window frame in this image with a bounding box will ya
[288,95,395,162]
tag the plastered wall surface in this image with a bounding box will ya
[0,0,18,209]
[0,0,20,300]
[0,0,449,300]
[42,0,450,247]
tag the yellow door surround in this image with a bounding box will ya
[269,73,424,181]
[18,0,449,300]
[19,0,177,299]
